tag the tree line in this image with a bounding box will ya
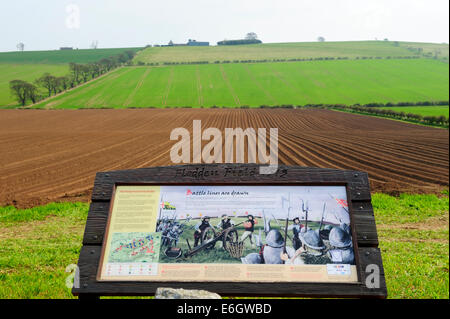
[327,104,449,127]
[217,39,263,45]
[9,50,136,106]
[133,55,421,67]
[255,102,449,127]
[203,101,450,127]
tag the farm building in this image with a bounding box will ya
[187,39,209,46]
[166,40,186,47]
[163,39,209,47]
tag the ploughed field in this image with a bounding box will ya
[33,59,449,109]
[0,108,448,208]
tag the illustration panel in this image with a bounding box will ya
[99,185,358,283]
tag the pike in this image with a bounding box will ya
[283,215,289,256]
[271,212,292,241]
[301,199,309,231]
[171,210,177,223]
[262,209,270,234]
[319,202,326,231]
[282,194,291,263]
[158,194,164,223]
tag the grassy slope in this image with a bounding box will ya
[0,47,143,107]
[0,193,448,299]
[134,41,428,64]
[33,59,449,109]
[379,105,449,117]
[0,64,69,106]
[399,42,449,62]
[0,48,143,64]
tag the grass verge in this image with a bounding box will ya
[0,193,448,298]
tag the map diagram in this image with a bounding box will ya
[108,232,161,263]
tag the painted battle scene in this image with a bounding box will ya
[156,186,355,266]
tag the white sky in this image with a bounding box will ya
[158,185,349,224]
[0,0,448,52]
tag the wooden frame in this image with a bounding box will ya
[73,164,387,299]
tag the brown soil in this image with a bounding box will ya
[0,108,448,208]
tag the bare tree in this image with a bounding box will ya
[90,40,99,49]
[317,36,325,42]
[246,32,258,40]
[16,42,25,51]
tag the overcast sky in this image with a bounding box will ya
[0,0,448,52]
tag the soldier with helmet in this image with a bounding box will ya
[319,224,333,241]
[300,229,326,256]
[241,229,297,264]
[281,228,327,264]
[327,223,355,264]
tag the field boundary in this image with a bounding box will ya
[134,55,425,66]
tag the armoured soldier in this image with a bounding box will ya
[327,224,354,264]
[281,228,327,264]
[165,223,183,247]
[299,228,326,256]
[193,216,212,247]
[160,220,173,246]
[241,229,297,264]
[319,224,333,241]
[156,216,169,233]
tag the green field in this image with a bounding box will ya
[0,47,143,107]
[134,41,428,64]
[0,47,143,64]
[0,64,69,106]
[379,105,449,117]
[0,193,448,299]
[33,58,449,109]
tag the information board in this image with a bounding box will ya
[73,164,387,298]
[98,185,358,283]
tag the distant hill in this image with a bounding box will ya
[33,59,449,109]
[0,47,143,64]
[133,41,449,64]
[0,47,143,106]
